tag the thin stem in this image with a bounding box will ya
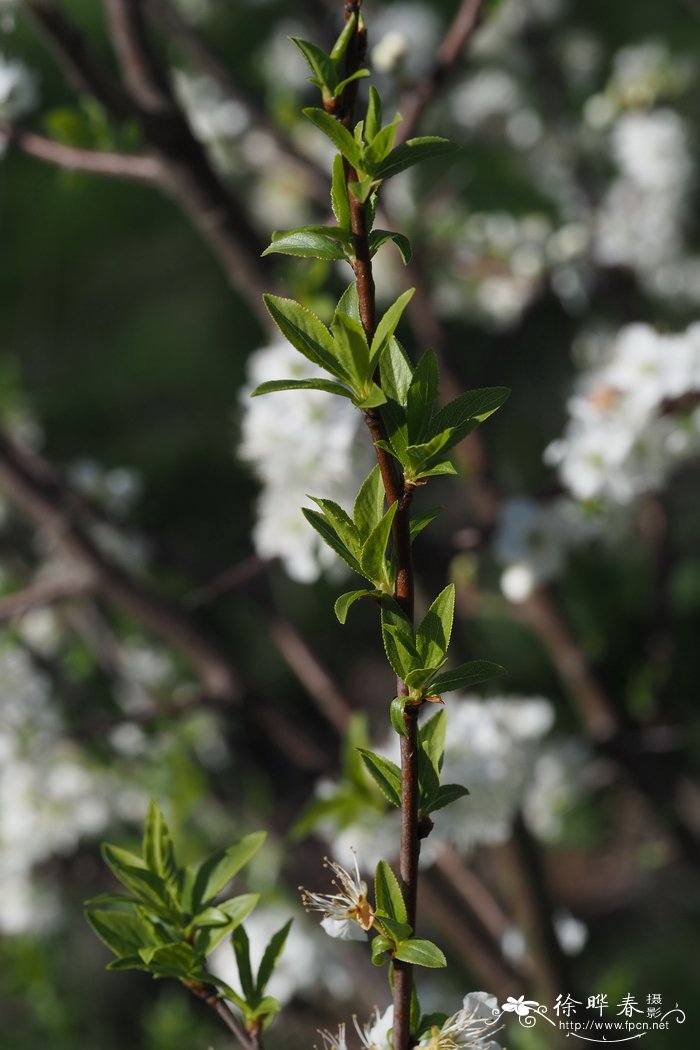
[0,121,161,181]
[337,6,418,1047]
[187,983,258,1050]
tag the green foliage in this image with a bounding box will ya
[85,803,287,1028]
[291,14,370,104]
[232,919,292,1031]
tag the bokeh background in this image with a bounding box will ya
[1,0,700,1047]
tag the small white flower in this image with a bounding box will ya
[300,853,375,940]
[419,991,503,1048]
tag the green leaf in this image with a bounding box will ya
[256,919,293,996]
[331,153,351,230]
[302,508,362,575]
[407,350,439,444]
[381,597,419,679]
[380,338,413,405]
[353,464,386,540]
[369,289,415,372]
[415,585,455,670]
[405,429,457,468]
[375,860,407,924]
[412,461,458,482]
[417,746,441,812]
[251,995,284,1025]
[378,916,413,943]
[336,282,360,324]
[374,137,458,180]
[291,37,337,98]
[303,108,364,170]
[430,386,510,438]
[142,943,198,979]
[106,954,151,973]
[404,666,439,691]
[262,228,347,261]
[348,177,376,203]
[233,925,255,1002]
[330,10,357,62]
[430,660,506,695]
[371,934,394,965]
[194,893,260,955]
[331,310,370,388]
[369,229,412,264]
[85,909,159,958]
[356,384,387,408]
[203,973,248,1011]
[364,114,402,171]
[251,379,353,399]
[393,937,446,968]
[426,783,470,814]
[142,802,178,884]
[101,845,175,918]
[365,86,382,143]
[187,831,266,912]
[409,507,442,541]
[360,501,397,585]
[357,748,402,808]
[334,69,371,96]
[263,294,345,380]
[419,710,446,773]
[390,696,409,737]
[310,497,360,554]
[334,588,378,624]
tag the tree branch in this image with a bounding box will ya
[0,427,240,700]
[396,0,487,144]
[0,574,92,620]
[0,121,161,180]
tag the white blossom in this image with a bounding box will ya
[239,340,371,581]
[300,853,374,940]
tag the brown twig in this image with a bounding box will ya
[0,121,161,180]
[396,0,487,144]
[0,574,92,619]
[0,427,240,700]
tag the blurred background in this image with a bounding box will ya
[1,0,700,1046]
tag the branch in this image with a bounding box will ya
[0,574,92,620]
[0,121,161,181]
[22,0,134,121]
[396,0,487,144]
[0,427,240,700]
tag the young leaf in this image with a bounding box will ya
[263,295,345,380]
[429,660,505,695]
[356,384,387,409]
[409,507,442,541]
[85,909,158,958]
[360,501,397,586]
[364,86,382,144]
[364,114,402,172]
[334,588,378,624]
[101,845,175,917]
[406,349,439,444]
[193,893,260,955]
[380,337,413,405]
[426,783,470,814]
[369,229,412,264]
[334,69,371,97]
[417,746,440,812]
[381,596,420,679]
[331,153,351,230]
[330,10,358,62]
[348,176,376,203]
[302,507,362,574]
[369,288,415,372]
[415,584,455,670]
[419,710,446,773]
[357,748,402,808]
[303,108,364,170]
[251,379,354,399]
[187,831,266,911]
[353,464,385,540]
[290,37,337,98]
[331,310,370,388]
[371,934,394,965]
[142,801,177,884]
[309,497,360,555]
[413,461,458,482]
[262,228,347,261]
[140,943,199,979]
[335,282,360,323]
[256,919,293,996]
[393,937,447,968]
[374,137,458,180]
[390,696,410,737]
[375,860,408,924]
[430,387,511,438]
[232,925,256,1002]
